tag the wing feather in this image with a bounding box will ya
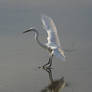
[41,15,61,48]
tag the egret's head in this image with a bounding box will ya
[23,27,37,33]
[23,29,31,34]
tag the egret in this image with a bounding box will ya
[22,15,65,68]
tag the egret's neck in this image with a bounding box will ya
[34,30,47,49]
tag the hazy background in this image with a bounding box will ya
[0,0,92,92]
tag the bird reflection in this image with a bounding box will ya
[40,67,68,92]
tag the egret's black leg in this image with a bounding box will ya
[48,56,52,67]
[43,55,53,68]
[43,57,51,68]
[43,67,53,82]
[43,57,51,67]
[38,57,51,70]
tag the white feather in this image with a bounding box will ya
[41,15,65,61]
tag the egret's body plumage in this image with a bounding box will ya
[41,15,65,61]
[23,15,65,67]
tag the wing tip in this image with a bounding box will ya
[41,14,51,21]
[41,14,47,18]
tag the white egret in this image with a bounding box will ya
[22,15,65,68]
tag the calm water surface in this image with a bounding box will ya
[0,0,92,92]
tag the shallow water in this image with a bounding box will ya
[0,0,92,92]
[0,35,92,92]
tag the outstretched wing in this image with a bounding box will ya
[41,15,61,48]
[53,48,65,61]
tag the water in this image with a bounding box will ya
[0,0,92,92]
